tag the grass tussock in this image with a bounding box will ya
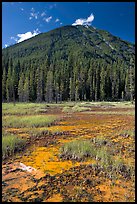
[62,104,90,113]
[62,106,72,113]
[60,140,96,160]
[2,134,26,159]
[2,115,57,128]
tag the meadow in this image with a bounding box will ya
[2,101,135,202]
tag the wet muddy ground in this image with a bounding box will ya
[2,105,135,202]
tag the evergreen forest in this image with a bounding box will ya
[2,25,135,103]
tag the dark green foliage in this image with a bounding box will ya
[2,68,7,102]
[2,25,135,102]
[18,72,24,102]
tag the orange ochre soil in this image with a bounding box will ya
[2,106,135,202]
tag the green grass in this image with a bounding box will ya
[72,104,91,112]
[89,111,134,115]
[2,103,48,115]
[26,127,62,137]
[119,129,135,138]
[60,138,112,167]
[3,115,58,128]
[95,146,112,168]
[62,101,134,114]
[59,140,96,160]
[59,138,134,179]
[59,139,112,168]
[2,102,135,115]
[62,104,91,113]
[62,106,72,113]
[2,103,60,160]
[59,140,98,161]
[2,134,26,159]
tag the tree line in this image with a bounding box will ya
[2,55,135,103]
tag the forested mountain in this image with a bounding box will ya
[2,25,135,102]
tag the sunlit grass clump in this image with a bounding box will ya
[3,115,57,128]
[2,134,26,159]
[62,106,72,113]
[62,104,90,113]
[2,103,47,115]
[59,139,111,165]
[59,140,96,160]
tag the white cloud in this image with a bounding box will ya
[41,12,46,17]
[10,36,18,42]
[16,29,40,43]
[72,13,94,26]
[29,8,39,20]
[43,16,52,23]
[55,18,59,22]
[4,44,8,48]
[31,7,34,12]
[20,8,24,11]
[49,3,56,9]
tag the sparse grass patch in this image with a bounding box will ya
[112,156,135,180]
[89,111,135,115]
[2,134,26,159]
[2,115,58,128]
[119,129,135,138]
[26,127,49,137]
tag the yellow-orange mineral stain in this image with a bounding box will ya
[2,105,135,202]
[21,146,81,175]
[45,194,63,202]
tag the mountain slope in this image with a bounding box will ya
[3,25,135,64]
[2,25,135,102]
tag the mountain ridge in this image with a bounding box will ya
[3,25,135,49]
[2,25,135,102]
[3,25,134,67]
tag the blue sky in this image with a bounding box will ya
[2,2,135,48]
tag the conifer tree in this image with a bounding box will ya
[36,67,43,102]
[69,77,75,101]
[23,76,29,102]
[18,73,24,102]
[6,66,13,102]
[2,68,6,102]
[29,70,35,101]
[45,71,54,102]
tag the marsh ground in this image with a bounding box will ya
[2,102,135,202]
